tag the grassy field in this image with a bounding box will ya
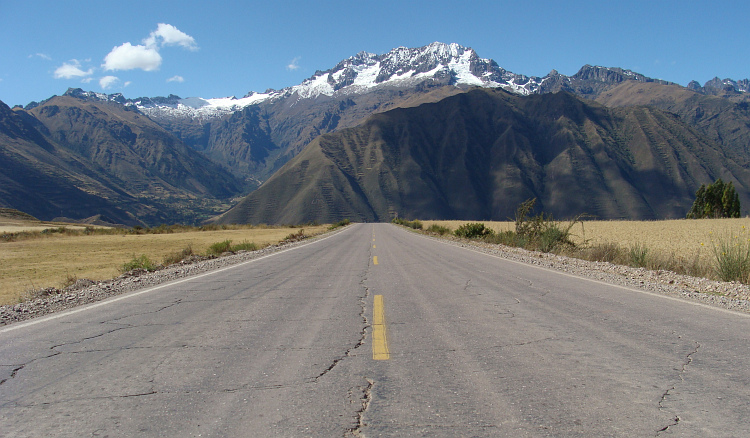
[422,218,750,268]
[0,224,329,305]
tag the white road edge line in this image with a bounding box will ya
[399,225,750,318]
[0,225,356,334]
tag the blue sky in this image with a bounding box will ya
[1,0,748,108]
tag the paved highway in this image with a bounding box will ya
[2,223,750,437]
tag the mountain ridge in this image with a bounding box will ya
[212,88,750,225]
[24,41,747,122]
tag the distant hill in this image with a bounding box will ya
[0,208,38,221]
[212,88,750,224]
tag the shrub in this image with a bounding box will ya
[513,198,579,252]
[454,223,495,239]
[425,224,451,235]
[712,230,750,282]
[329,218,351,230]
[392,217,423,229]
[122,254,158,272]
[231,240,258,251]
[283,229,306,242]
[484,230,527,247]
[62,273,78,289]
[573,242,624,264]
[629,243,650,268]
[207,240,233,256]
[163,245,194,265]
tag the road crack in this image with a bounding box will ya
[656,341,700,435]
[314,264,370,382]
[347,378,374,437]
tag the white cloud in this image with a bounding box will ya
[102,24,196,72]
[30,53,52,61]
[287,56,301,71]
[124,81,132,87]
[81,77,93,84]
[103,42,162,71]
[54,59,93,79]
[144,23,197,50]
[167,75,184,83]
[99,75,120,89]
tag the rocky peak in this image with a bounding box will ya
[689,77,750,95]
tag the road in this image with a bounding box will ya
[2,223,750,437]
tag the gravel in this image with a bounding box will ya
[3,225,750,327]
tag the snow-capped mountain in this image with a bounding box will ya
[52,42,748,122]
[54,43,550,120]
[31,42,750,122]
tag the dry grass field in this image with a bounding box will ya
[0,219,94,234]
[0,224,329,305]
[422,217,750,266]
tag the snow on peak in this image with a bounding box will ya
[283,42,541,100]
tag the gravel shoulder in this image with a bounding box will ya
[0,227,346,326]
[417,229,750,314]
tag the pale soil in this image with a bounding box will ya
[0,225,328,305]
[422,218,750,266]
[0,218,96,233]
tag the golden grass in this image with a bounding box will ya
[0,225,329,305]
[422,218,750,265]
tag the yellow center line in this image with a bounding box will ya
[372,295,390,360]
[373,244,376,248]
[373,256,378,265]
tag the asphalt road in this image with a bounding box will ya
[2,223,750,437]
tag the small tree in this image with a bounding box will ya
[687,179,741,218]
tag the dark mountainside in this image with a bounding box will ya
[144,85,469,187]
[213,88,750,225]
[0,97,244,225]
[0,100,150,225]
[593,81,750,156]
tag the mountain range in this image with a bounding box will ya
[4,42,750,225]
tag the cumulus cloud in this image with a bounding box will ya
[167,75,184,83]
[103,42,162,71]
[287,57,301,71]
[99,75,120,89]
[102,24,196,72]
[54,59,93,79]
[144,23,197,50]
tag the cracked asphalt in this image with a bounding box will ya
[2,223,750,436]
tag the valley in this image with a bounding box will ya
[2,42,750,228]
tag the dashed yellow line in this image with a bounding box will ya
[373,256,378,265]
[372,295,390,360]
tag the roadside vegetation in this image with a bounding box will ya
[396,198,750,285]
[1,221,351,305]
